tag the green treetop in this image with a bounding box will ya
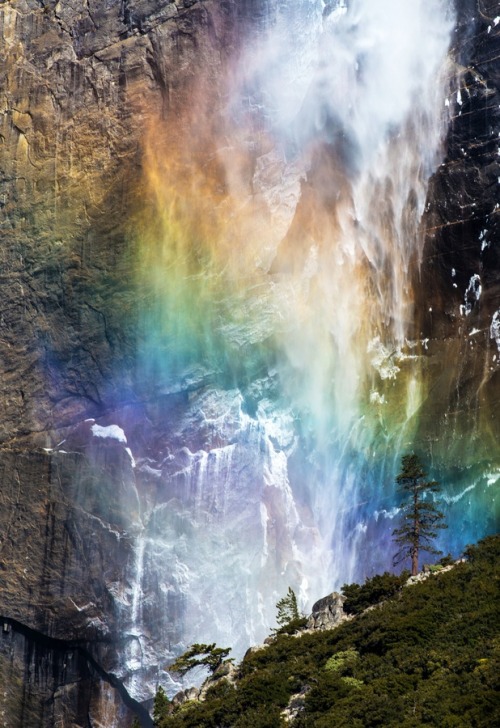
[168,643,232,677]
[273,586,308,634]
[276,586,300,625]
[392,453,448,576]
[153,685,170,725]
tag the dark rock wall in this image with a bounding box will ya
[0,445,144,724]
[422,0,499,331]
[1,3,245,722]
[416,0,500,457]
[0,619,142,728]
[0,0,498,725]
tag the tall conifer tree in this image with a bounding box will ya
[392,454,447,576]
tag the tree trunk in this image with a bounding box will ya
[412,491,419,576]
[411,549,419,576]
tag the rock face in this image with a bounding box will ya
[0,0,240,444]
[0,1,498,726]
[0,4,245,722]
[306,593,349,631]
[0,438,151,726]
[0,6,322,721]
[415,0,500,458]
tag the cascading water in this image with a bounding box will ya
[125,0,497,699]
[125,533,147,699]
[249,0,458,578]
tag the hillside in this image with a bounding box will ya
[154,535,499,727]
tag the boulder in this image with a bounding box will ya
[306,592,350,631]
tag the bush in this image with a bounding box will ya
[324,648,359,674]
[438,553,455,566]
[341,571,410,615]
[275,616,308,635]
[154,535,500,728]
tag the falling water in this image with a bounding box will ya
[230,0,454,437]
[131,535,146,626]
[132,0,465,676]
[220,0,456,581]
[124,529,148,701]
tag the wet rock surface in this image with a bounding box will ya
[415,0,500,456]
[1,3,241,722]
[0,0,237,444]
[0,1,498,725]
[0,439,153,724]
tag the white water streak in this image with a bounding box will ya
[131,535,146,626]
[227,0,454,442]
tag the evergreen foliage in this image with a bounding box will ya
[341,570,410,615]
[276,587,301,627]
[153,535,500,728]
[153,686,170,724]
[273,587,308,635]
[168,643,232,677]
[392,454,448,575]
[324,648,359,672]
[275,615,309,636]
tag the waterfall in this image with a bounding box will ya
[132,0,467,677]
[227,0,455,438]
[223,0,455,581]
[131,535,146,627]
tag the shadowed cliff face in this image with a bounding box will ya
[0,442,150,726]
[0,0,499,725]
[415,0,500,460]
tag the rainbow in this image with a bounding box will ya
[131,0,498,594]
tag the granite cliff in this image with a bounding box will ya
[0,1,498,726]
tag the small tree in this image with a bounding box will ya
[272,587,308,634]
[392,454,447,576]
[276,587,300,627]
[153,685,170,725]
[168,643,232,677]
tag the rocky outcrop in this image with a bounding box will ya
[170,660,238,706]
[306,592,350,631]
[281,686,311,724]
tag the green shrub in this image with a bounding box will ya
[153,535,500,728]
[324,648,359,673]
[438,553,455,566]
[341,676,364,689]
[275,616,308,635]
[341,571,410,615]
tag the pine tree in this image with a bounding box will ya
[276,587,300,627]
[168,643,232,677]
[392,454,447,576]
[153,685,170,725]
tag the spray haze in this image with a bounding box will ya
[128,0,493,682]
[136,0,455,557]
[234,0,456,440]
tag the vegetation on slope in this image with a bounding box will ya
[153,535,499,727]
